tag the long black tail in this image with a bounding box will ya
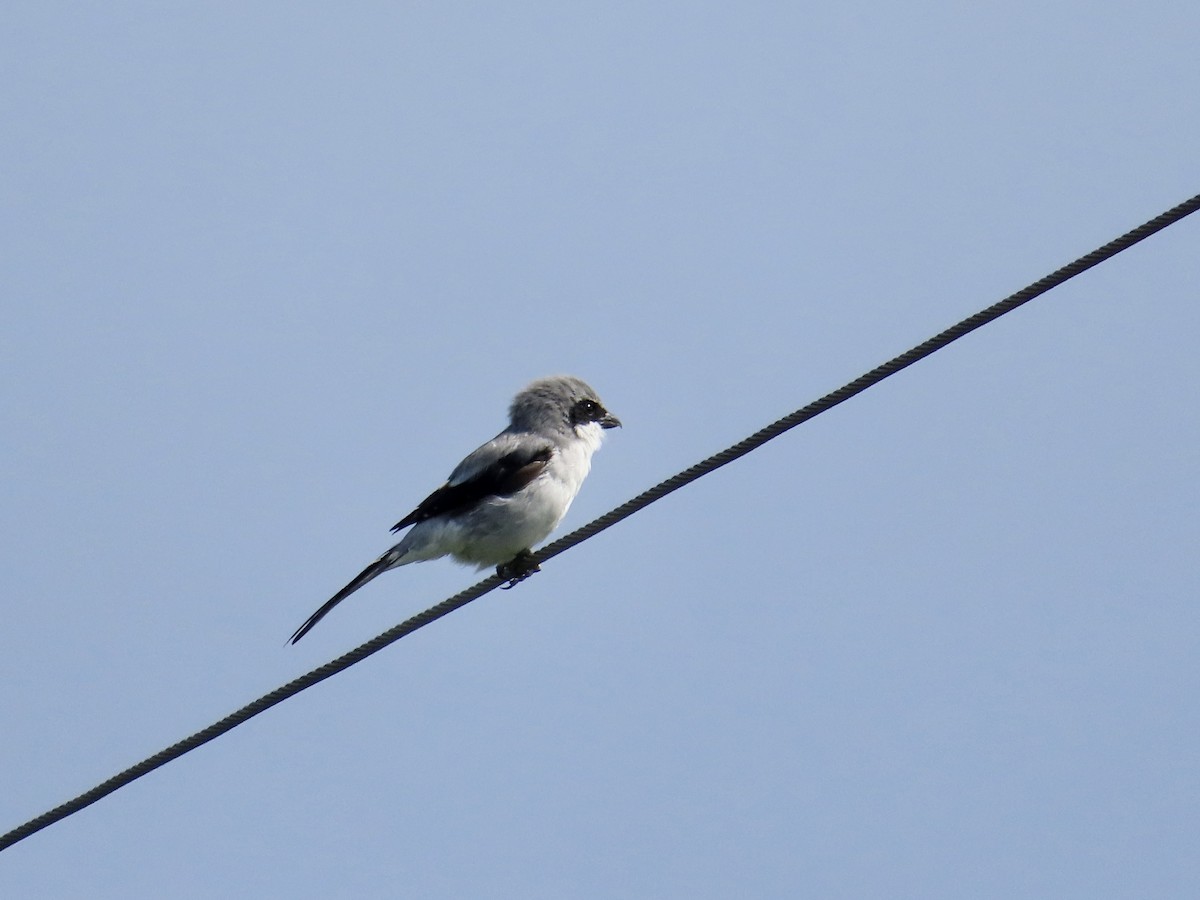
[289,556,394,644]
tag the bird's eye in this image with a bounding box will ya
[571,398,601,423]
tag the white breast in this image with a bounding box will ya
[440,426,605,567]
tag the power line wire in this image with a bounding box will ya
[2,192,1198,853]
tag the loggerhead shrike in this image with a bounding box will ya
[289,375,620,643]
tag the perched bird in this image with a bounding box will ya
[289,375,620,643]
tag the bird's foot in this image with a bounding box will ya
[498,551,541,589]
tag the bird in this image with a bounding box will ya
[289,375,620,643]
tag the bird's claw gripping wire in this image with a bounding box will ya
[497,551,541,589]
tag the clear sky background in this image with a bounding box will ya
[2,3,1197,898]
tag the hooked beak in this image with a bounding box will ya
[600,412,622,429]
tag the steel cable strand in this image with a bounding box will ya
[532,191,1200,563]
[2,191,1197,853]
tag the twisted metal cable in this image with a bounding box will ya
[533,191,1200,563]
[2,192,1197,853]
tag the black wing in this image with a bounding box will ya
[391,442,554,533]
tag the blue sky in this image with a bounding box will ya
[2,2,1198,897]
